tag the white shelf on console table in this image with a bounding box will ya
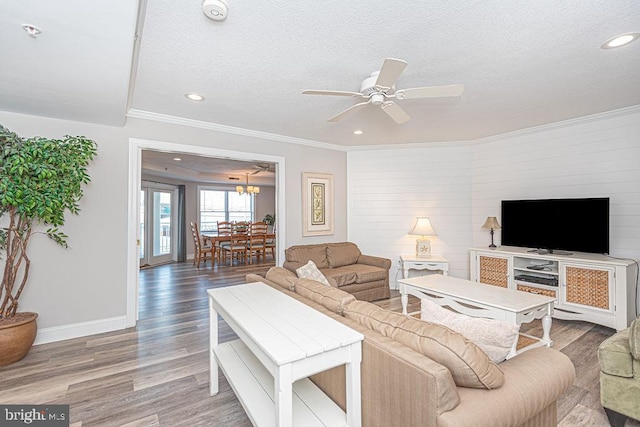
[208,282,364,427]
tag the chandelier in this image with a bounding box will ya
[236,173,260,195]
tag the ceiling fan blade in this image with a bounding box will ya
[327,100,371,122]
[395,84,464,100]
[375,58,408,89]
[302,89,363,97]
[381,101,411,124]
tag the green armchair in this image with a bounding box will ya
[598,316,640,426]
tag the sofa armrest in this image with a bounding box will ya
[438,347,575,427]
[630,318,639,359]
[357,254,392,270]
[245,273,264,283]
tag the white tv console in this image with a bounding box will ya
[469,246,638,331]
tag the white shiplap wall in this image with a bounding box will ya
[347,144,473,285]
[471,109,640,260]
[348,107,640,290]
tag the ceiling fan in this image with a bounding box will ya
[302,58,464,124]
[250,163,275,175]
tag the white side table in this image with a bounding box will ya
[400,254,449,279]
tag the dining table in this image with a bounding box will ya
[200,231,275,265]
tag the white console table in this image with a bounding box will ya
[208,282,364,427]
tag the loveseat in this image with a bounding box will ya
[283,242,391,301]
[598,315,640,426]
[246,267,576,427]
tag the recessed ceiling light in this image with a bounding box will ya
[353,130,363,135]
[185,93,205,101]
[173,157,182,161]
[601,32,640,49]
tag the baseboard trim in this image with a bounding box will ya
[33,316,129,345]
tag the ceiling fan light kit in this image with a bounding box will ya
[303,58,464,124]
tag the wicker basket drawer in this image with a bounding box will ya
[517,284,557,299]
[479,256,509,288]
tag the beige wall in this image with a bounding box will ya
[0,111,347,337]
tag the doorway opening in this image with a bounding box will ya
[127,137,286,326]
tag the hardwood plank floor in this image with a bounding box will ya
[0,261,636,426]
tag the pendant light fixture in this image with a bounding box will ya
[236,173,260,196]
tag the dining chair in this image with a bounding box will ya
[219,231,248,266]
[247,221,268,264]
[215,221,233,262]
[190,221,214,268]
[264,224,276,261]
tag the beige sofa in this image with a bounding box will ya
[283,242,391,301]
[246,267,576,427]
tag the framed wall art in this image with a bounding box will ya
[302,172,334,236]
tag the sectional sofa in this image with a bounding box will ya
[246,267,576,427]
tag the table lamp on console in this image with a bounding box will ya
[481,216,501,248]
[408,217,437,258]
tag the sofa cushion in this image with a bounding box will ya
[599,327,633,378]
[390,316,505,389]
[420,299,520,363]
[296,260,331,286]
[322,266,357,287]
[344,300,504,389]
[295,278,356,315]
[286,244,329,269]
[326,242,361,268]
[349,263,388,284]
[343,300,405,337]
[265,266,298,292]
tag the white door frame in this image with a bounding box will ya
[127,137,286,327]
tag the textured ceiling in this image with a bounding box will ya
[1,0,639,147]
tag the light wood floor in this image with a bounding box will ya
[0,261,636,426]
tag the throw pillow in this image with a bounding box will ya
[296,260,331,286]
[420,299,520,363]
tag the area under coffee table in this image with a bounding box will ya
[398,274,555,358]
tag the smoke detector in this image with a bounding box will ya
[203,0,228,21]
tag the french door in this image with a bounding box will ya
[140,182,177,267]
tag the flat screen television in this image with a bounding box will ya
[501,197,610,254]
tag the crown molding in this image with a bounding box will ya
[126,109,348,152]
[127,104,640,153]
[476,104,640,145]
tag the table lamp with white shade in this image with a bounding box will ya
[408,217,437,258]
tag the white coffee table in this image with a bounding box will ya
[208,282,364,427]
[398,274,555,358]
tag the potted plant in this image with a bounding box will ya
[263,213,275,233]
[0,125,97,366]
